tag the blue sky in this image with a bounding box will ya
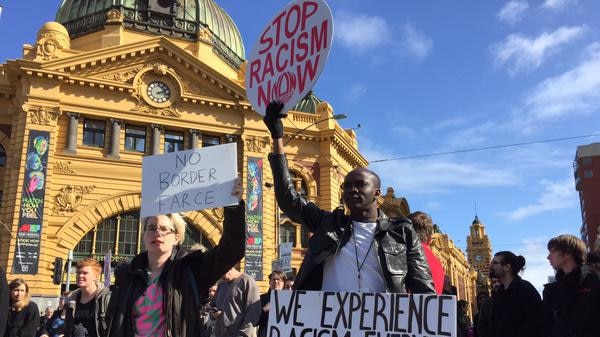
[1,0,599,291]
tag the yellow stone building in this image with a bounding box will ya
[0,1,478,310]
[0,0,365,302]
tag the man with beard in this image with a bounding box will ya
[485,251,542,337]
[543,235,600,337]
[262,101,434,294]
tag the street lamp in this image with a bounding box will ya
[283,113,348,147]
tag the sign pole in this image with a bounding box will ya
[65,249,73,290]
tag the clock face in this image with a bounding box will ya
[475,254,483,262]
[147,81,171,103]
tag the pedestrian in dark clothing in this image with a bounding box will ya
[472,291,489,337]
[263,101,435,294]
[0,268,9,337]
[257,271,285,337]
[38,292,70,337]
[107,180,246,337]
[5,278,39,337]
[543,234,600,337]
[484,251,542,337]
[476,278,501,337]
[456,300,471,337]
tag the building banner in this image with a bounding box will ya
[12,130,50,274]
[245,157,264,280]
[267,291,457,337]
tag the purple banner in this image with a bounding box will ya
[12,130,50,274]
[245,157,263,280]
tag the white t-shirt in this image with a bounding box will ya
[321,220,386,292]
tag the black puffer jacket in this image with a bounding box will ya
[542,267,600,337]
[107,201,246,337]
[269,154,435,293]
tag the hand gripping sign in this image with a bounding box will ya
[246,0,334,115]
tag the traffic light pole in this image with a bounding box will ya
[65,250,73,290]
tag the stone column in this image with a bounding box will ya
[151,124,162,155]
[65,113,79,154]
[108,119,121,158]
[189,129,200,149]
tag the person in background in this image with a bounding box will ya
[108,179,246,337]
[442,275,457,295]
[39,292,70,337]
[5,278,39,337]
[263,101,435,294]
[485,251,542,337]
[456,300,471,337]
[257,271,285,337]
[0,268,9,337]
[64,258,111,337]
[543,234,600,337]
[36,306,54,337]
[408,211,445,294]
[472,291,489,337]
[476,278,501,337]
[283,279,294,290]
[200,285,218,337]
[212,267,261,337]
[587,250,600,277]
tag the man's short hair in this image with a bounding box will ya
[547,234,587,266]
[408,211,434,244]
[76,257,102,276]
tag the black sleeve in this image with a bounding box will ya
[0,268,7,337]
[21,302,40,337]
[268,153,329,233]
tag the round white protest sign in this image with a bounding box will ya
[245,0,334,116]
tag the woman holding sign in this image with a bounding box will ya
[107,178,246,337]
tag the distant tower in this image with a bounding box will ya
[466,216,492,278]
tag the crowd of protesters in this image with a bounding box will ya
[0,102,597,337]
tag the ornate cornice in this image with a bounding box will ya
[24,104,62,126]
[52,185,96,214]
[54,161,77,175]
[243,135,270,153]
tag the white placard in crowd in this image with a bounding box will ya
[279,242,293,273]
[267,291,457,337]
[141,143,238,217]
[245,0,334,115]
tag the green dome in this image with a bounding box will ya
[55,0,244,67]
[291,91,322,114]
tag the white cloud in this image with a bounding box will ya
[491,25,586,75]
[347,83,367,100]
[363,142,517,194]
[498,0,529,25]
[335,12,391,53]
[391,125,417,138]
[542,0,576,10]
[425,201,442,211]
[515,237,555,292]
[522,42,600,124]
[501,178,577,221]
[400,23,433,59]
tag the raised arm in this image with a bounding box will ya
[264,101,328,232]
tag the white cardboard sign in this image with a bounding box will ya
[245,0,334,115]
[141,143,238,217]
[279,242,293,273]
[268,291,457,337]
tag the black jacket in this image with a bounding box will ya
[64,285,111,337]
[485,276,542,337]
[542,266,600,337]
[5,302,40,337]
[269,154,435,293]
[107,201,246,337]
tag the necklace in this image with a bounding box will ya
[352,223,375,290]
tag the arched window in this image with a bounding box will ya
[289,171,308,198]
[74,211,212,264]
[279,221,296,245]
[0,144,6,167]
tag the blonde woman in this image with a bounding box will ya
[108,178,246,337]
[5,278,39,337]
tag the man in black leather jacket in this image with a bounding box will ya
[263,101,435,294]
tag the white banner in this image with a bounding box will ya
[245,0,334,115]
[279,242,293,273]
[141,143,238,217]
[268,291,457,337]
